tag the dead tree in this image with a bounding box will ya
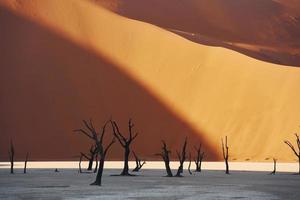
[175,137,187,177]
[94,154,98,173]
[9,140,14,174]
[270,158,277,175]
[155,140,173,177]
[79,154,83,173]
[111,119,138,176]
[188,152,192,175]
[24,152,29,174]
[81,145,98,171]
[132,151,146,172]
[221,136,230,174]
[284,133,300,174]
[194,144,205,172]
[74,119,115,186]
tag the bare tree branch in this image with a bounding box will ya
[74,129,94,140]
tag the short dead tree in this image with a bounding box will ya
[221,136,230,174]
[155,140,173,177]
[110,119,138,176]
[132,151,145,172]
[188,152,192,175]
[284,133,300,175]
[9,140,14,174]
[81,145,98,171]
[79,154,83,173]
[270,158,277,175]
[194,144,205,172]
[175,137,187,177]
[74,119,115,186]
[24,152,29,174]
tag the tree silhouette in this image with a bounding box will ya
[81,145,98,171]
[132,151,145,172]
[155,140,173,177]
[9,140,14,174]
[94,154,98,173]
[270,158,277,175]
[79,154,83,173]
[284,133,300,174]
[110,119,138,176]
[24,152,29,174]
[194,144,205,172]
[188,152,192,175]
[221,136,229,174]
[74,119,115,186]
[175,137,187,177]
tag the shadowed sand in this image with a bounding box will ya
[0,5,217,161]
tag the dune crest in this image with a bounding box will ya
[94,0,300,67]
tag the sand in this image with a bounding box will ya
[0,0,300,162]
[1,161,299,173]
[1,168,300,199]
[95,0,300,66]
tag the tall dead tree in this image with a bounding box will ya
[81,145,98,171]
[24,152,29,174]
[9,140,14,174]
[194,144,205,172]
[111,119,138,176]
[270,158,277,175]
[284,133,300,174]
[74,119,115,186]
[221,136,230,174]
[132,151,145,172]
[175,137,187,177]
[155,140,173,177]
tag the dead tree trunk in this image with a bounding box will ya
[24,152,29,174]
[94,154,98,173]
[270,158,277,175]
[9,140,14,174]
[88,145,97,171]
[188,152,192,175]
[79,154,83,173]
[111,119,138,176]
[132,151,146,172]
[81,145,97,171]
[175,137,187,177]
[93,157,105,185]
[284,133,300,175]
[221,136,230,174]
[74,119,115,186]
[194,144,205,172]
[155,140,173,177]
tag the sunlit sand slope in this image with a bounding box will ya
[1,0,300,161]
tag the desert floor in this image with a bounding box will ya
[1,168,300,199]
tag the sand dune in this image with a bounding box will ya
[0,0,300,162]
[94,0,300,66]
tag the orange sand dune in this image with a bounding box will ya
[1,0,300,162]
[94,0,300,66]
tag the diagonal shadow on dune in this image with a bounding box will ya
[0,6,220,161]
